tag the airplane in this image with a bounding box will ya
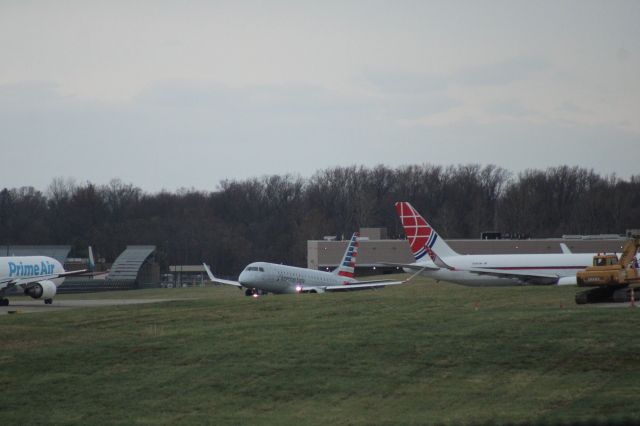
[393,201,600,286]
[203,232,418,296]
[0,255,86,306]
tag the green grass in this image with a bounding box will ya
[2,277,640,425]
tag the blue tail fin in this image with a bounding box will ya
[333,232,359,278]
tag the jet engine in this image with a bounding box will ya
[24,280,57,300]
[557,276,577,286]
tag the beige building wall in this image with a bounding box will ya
[308,238,628,270]
[308,240,413,270]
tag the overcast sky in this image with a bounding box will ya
[1,1,638,192]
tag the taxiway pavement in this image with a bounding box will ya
[0,299,178,315]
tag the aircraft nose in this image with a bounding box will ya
[239,271,254,286]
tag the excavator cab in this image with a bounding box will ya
[593,254,618,267]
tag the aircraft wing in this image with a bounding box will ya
[324,282,402,292]
[0,278,18,292]
[202,263,242,288]
[322,280,405,292]
[467,267,560,285]
[0,269,87,291]
[302,266,427,292]
[296,280,404,292]
[377,262,440,271]
[57,269,88,278]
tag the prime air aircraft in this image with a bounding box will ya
[203,233,415,296]
[393,202,598,286]
[0,256,86,306]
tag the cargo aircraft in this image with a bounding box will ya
[204,233,417,296]
[0,255,86,306]
[393,202,598,286]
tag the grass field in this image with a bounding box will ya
[2,277,640,425]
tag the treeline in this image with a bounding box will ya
[1,165,639,275]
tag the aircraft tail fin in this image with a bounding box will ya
[395,202,459,260]
[333,232,359,278]
[560,243,572,254]
[88,246,95,272]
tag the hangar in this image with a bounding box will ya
[62,245,158,292]
[106,245,158,284]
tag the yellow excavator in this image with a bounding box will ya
[575,235,640,304]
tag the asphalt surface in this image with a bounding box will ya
[0,298,177,315]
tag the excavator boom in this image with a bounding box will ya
[620,236,640,266]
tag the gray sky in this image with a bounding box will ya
[1,0,639,192]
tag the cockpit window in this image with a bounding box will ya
[245,266,265,272]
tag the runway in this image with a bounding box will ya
[0,298,178,315]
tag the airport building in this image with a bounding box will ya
[307,228,631,274]
[166,265,210,287]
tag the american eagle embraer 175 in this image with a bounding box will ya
[0,256,86,306]
[203,233,416,296]
[394,202,597,286]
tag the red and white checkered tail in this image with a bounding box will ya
[395,202,458,260]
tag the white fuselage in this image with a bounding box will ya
[239,262,357,294]
[0,256,66,289]
[412,253,596,286]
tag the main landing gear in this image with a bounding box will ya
[44,298,53,305]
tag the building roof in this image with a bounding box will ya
[0,245,71,264]
[107,245,156,281]
[169,265,208,273]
